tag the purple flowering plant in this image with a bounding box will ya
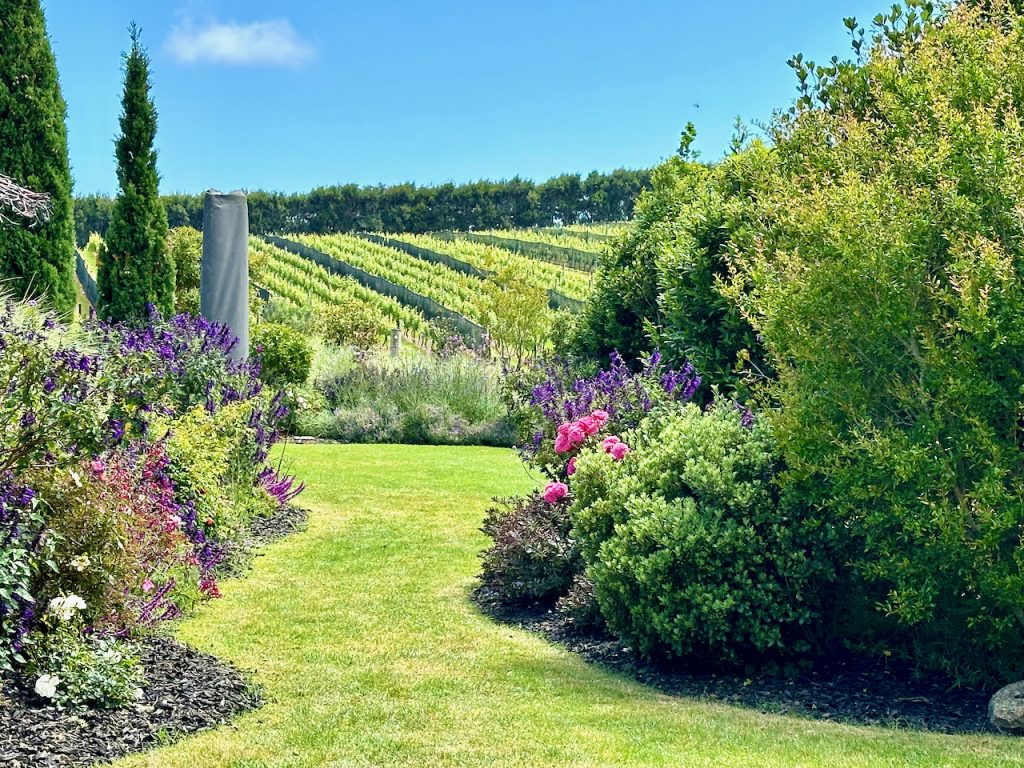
[508,350,702,479]
[0,300,301,677]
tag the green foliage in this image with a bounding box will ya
[98,26,173,322]
[571,404,834,664]
[316,299,381,350]
[74,168,652,240]
[0,0,76,316]
[570,144,768,393]
[252,322,313,388]
[160,402,275,543]
[167,226,201,315]
[475,264,551,369]
[27,624,142,709]
[478,493,579,604]
[724,2,1024,684]
[653,146,772,392]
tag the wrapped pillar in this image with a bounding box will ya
[200,190,249,360]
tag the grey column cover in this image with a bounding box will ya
[200,190,249,361]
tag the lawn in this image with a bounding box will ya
[112,444,1022,768]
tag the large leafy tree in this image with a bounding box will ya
[98,25,173,321]
[0,0,76,316]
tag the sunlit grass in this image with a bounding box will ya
[112,444,1021,767]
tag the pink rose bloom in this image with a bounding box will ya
[566,457,577,476]
[141,579,155,594]
[579,416,602,437]
[554,432,572,454]
[601,435,621,453]
[591,409,609,426]
[610,442,631,461]
[542,482,569,504]
[557,422,573,436]
[567,424,586,447]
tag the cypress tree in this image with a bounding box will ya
[0,0,76,316]
[98,24,173,322]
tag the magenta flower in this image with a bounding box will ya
[554,432,572,454]
[543,482,569,504]
[89,459,106,476]
[567,457,577,476]
[610,442,630,461]
[601,435,621,453]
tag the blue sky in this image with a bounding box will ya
[41,1,884,196]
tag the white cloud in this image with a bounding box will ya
[165,18,315,67]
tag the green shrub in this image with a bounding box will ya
[723,3,1024,684]
[160,402,275,543]
[571,404,834,664]
[253,322,313,387]
[167,225,202,315]
[317,299,381,350]
[479,493,579,604]
[27,624,142,709]
[569,143,769,395]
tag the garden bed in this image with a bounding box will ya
[0,504,308,768]
[475,589,996,735]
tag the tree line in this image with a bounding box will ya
[73,169,650,245]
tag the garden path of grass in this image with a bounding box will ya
[113,444,1022,768]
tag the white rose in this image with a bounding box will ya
[48,594,87,622]
[34,674,61,699]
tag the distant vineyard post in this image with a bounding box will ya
[201,190,250,360]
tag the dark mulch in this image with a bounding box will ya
[245,504,309,548]
[475,588,997,735]
[0,503,309,768]
[0,637,259,768]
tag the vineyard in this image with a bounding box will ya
[77,224,614,348]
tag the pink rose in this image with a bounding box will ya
[567,457,577,476]
[557,422,573,436]
[554,433,572,454]
[601,435,621,453]
[579,416,602,437]
[542,482,569,504]
[567,424,586,447]
[591,409,609,426]
[610,442,631,461]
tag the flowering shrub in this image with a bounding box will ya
[509,350,700,478]
[0,299,300,703]
[480,350,700,612]
[26,601,142,709]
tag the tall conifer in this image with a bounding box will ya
[0,0,76,316]
[98,24,173,321]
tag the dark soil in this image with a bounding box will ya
[0,637,259,768]
[474,588,997,735]
[0,503,309,768]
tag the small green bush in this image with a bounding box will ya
[571,403,834,664]
[27,624,142,709]
[252,322,313,388]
